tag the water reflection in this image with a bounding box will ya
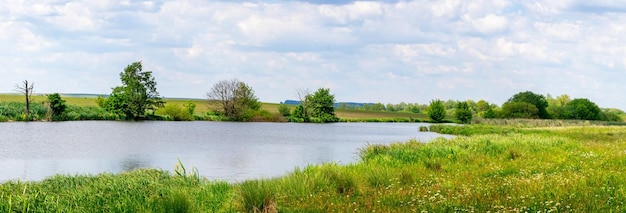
[0,121,448,182]
[120,156,151,172]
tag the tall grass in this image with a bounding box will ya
[0,169,233,212]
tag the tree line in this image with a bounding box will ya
[4,61,339,123]
[426,91,624,124]
[4,61,624,123]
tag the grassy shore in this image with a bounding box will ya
[1,125,625,212]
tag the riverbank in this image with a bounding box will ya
[1,124,624,212]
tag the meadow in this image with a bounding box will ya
[1,124,625,212]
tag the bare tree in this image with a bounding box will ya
[208,79,238,117]
[15,80,34,118]
[295,88,311,118]
[207,79,260,120]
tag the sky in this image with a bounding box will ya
[1,0,625,109]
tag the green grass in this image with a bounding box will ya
[0,169,233,213]
[2,125,626,212]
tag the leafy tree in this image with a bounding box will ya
[428,99,446,123]
[482,108,498,119]
[476,100,490,112]
[307,88,339,122]
[501,102,539,119]
[207,79,261,121]
[455,101,473,124]
[47,93,67,119]
[291,88,338,123]
[547,94,571,119]
[562,98,601,120]
[101,61,164,120]
[507,91,549,119]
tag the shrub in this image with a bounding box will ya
[157,104,194,121]
[47,93,67,120]
[278,104,291,117]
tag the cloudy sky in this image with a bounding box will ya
[1,0,625,109]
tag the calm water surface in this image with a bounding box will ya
[0,121,447,182]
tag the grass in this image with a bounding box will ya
[2,125,626,211]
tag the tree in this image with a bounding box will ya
[307,88,339,122]
[507,91,549,119]
[547,94,571,119]
[101,61,164,120]
[562,98,601,120]
[501,102,539,119]
[47,93,67,119]
[292,88,338,123]
[207,79,261,121]
[14,80,34,118]
[428,99,446,123]
[455,101,473,124]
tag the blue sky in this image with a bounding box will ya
[1,1,625,109]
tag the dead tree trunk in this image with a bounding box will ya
[15,80,34,118]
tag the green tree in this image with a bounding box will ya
[207,79,261,121]
[455,101,473,124]
[547,94,570,119]
[47,93,67,119]
[562,98,601,120]
[507,91,549,119]
[501,102,539,119]
[428,99,446,123]
[476,100,490,112]
[307,88,339,123]
[101,61,164,120]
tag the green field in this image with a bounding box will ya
[1,125,625,212]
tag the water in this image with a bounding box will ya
[0,121,447,182]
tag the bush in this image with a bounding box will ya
[157,104,194,121]
[47,93,67,120]
[278,104,291,117]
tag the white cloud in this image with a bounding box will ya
[470,14,508,34]
[1,0,626,109]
